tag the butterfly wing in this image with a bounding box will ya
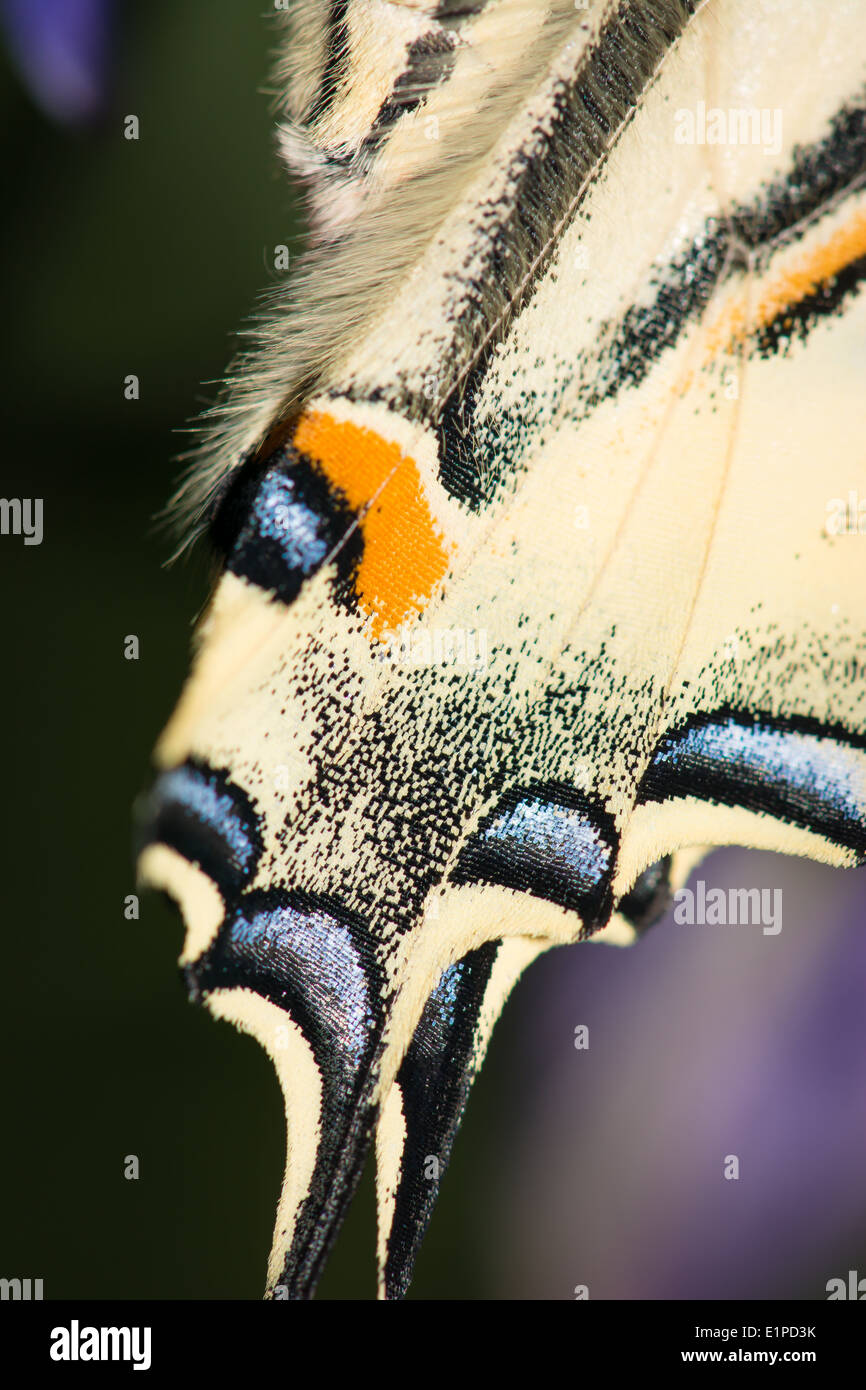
[138,0,866,1299]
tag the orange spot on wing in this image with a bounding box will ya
[705,204,866,359]
[294,410,449,638]
[755,206,866,323]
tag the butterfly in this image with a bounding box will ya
[136,0,866,1299]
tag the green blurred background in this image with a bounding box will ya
[0,0,518,1299]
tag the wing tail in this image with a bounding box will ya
[375,937,545,1300]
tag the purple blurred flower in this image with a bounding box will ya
[487,849,866,1299]
[1,0,116,124]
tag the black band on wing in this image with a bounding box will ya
[189,888,385,1299]
[135,761,264,902]
[209,444,361,605]
[638,710,866,859]
[190,888,382,1074]
[363,31,457,157]
[433,0,488,16]
[438,96,866,509]
[451,782,618,928]
[384,941,500,1301]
